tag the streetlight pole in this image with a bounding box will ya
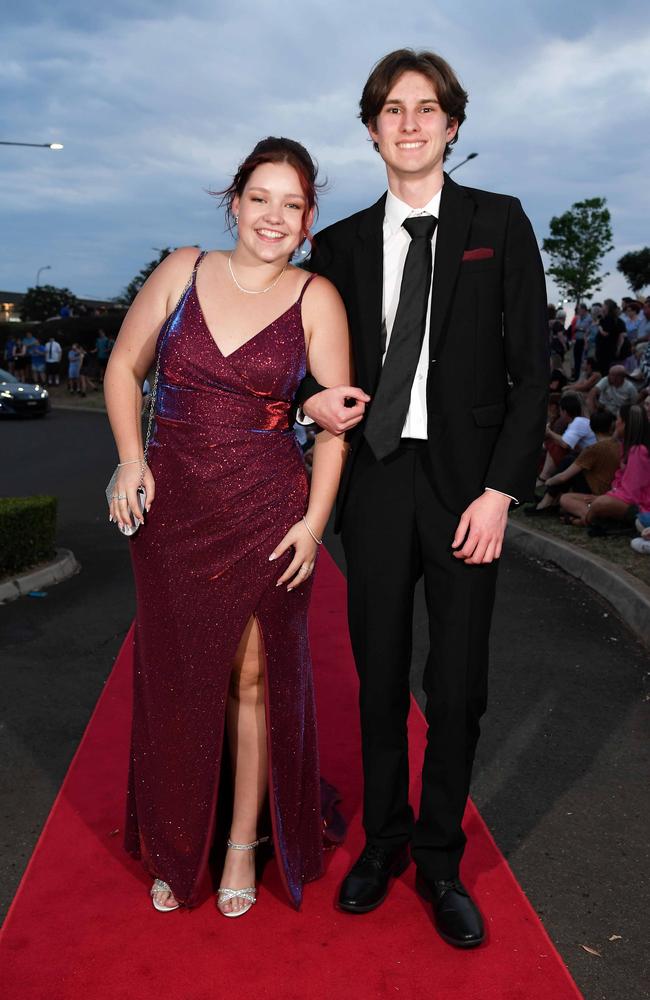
[447,152,478,175]
[0,141,63,149]
[36,266,52,287]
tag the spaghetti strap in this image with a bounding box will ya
[191,250,207,281]
[297,271,318,304]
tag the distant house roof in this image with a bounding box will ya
[0,292,25,305]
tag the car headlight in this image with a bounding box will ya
[0,390,13,399]
[41,390,49,399]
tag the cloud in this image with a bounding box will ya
[1,0,648,302]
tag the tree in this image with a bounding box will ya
[20,284,81,322]
[116,247,175,305]
[617,247,650,295]
[542,197,614,308]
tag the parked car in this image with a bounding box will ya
[0,369,49,417]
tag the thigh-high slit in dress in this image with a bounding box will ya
[124,251,323,908]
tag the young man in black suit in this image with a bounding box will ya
[298,49,548,947]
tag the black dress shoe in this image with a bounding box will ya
[415,872,484,948]
[337,843,410,913]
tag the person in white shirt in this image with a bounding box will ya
[44,336,62,385]
[540,393,595,481]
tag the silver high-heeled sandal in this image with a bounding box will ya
[216,836,270,918]
[150,878,180,912]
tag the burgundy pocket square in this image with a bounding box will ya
[462,247,494,261]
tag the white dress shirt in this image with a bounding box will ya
[45,340,62,363]
[382,187,440,439]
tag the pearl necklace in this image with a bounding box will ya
[228,253,287,295]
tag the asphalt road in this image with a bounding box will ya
[1,409,648,1000]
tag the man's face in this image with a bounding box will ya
[608,370,624,386]
[368,71,458,183]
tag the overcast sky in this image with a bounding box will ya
[2,0,648,306]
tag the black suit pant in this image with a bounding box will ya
[341,440,499,880]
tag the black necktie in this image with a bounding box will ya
[363,215,437,461]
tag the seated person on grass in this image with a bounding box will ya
[587,364,638,416]
[548,392,569,432]
[538,393,568,479]
[529,411,619,515]
[572,404,650,533]
[565,357,601,396]
[539,392,596,484]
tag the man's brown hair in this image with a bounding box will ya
[359,49,468,160]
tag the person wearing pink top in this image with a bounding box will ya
[586,404,650,532]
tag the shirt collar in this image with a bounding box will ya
[385,186,442,236]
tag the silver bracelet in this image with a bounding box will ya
[118,458,146,467]
[302,516,323,545]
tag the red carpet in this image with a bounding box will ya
[0,550,582,1000]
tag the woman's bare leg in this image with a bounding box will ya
[218,616,268,915]
[586,495,630,524]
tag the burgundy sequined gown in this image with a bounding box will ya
[124,251,322,907]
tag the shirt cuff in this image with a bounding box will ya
[295,408,315,426]
[485,487,518,504]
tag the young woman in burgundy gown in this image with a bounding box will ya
[104,138,351,917]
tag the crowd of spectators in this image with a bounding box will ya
[527,295,650,556]
[2,330,114,395]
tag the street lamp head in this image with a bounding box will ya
[447,151,479,176]
[49,143,64,150]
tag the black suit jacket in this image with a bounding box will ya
[298,173,548,528]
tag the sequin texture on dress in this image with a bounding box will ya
[124,252,322,907]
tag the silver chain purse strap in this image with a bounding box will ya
[142,353,161,462]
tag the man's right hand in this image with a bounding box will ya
[302,386,370,435]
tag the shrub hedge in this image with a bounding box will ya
[0,496,58,576]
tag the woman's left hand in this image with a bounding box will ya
[269,521,318,591]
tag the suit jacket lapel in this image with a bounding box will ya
[353,194,386,390]
[429,174,475,360]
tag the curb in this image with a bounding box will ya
[0,549,81,605]
[505,521,650,649]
